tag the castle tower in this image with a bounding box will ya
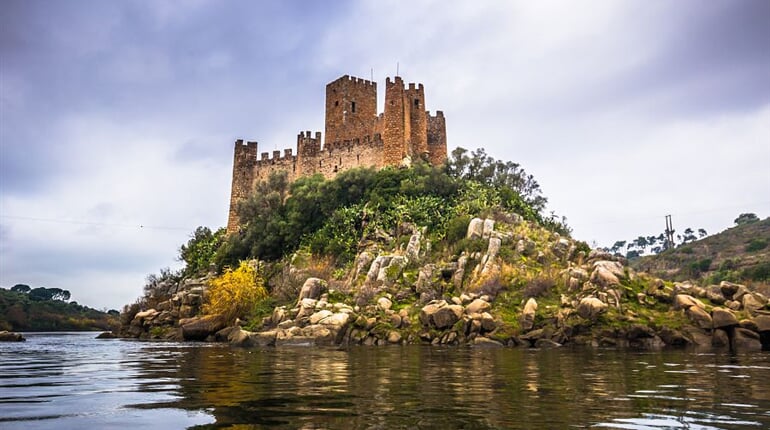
[427,111,447,165]
[406,83,428,160]
[324,75,378,145]
[382,76,409,165]
[226,139,258,233]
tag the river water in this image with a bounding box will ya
[1,333,769,429]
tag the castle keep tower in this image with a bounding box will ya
[325,76,378,144]
[226,74,447,233]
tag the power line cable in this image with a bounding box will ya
[0,214,193,231]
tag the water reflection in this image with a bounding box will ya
[1,334,769,429]
[134,346,770,429]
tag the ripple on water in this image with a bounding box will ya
[1,334,769,429]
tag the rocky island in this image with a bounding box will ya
[115,73,769,352]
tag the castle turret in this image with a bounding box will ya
[227,139,258,233]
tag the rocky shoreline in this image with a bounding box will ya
[0,330,25,342]
[116,216,770,353]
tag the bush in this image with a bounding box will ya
[741,262,770,282]
[445,215,471,244]
[204,261,268,323]
[746,239,768,252]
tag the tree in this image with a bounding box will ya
[27,287,71,301]
[11,284,31,293]
[734,213,759,225]
[179,226,225,276]
[698,228,707,238]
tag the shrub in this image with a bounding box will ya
[204,261,268,323]
[445,215,471,244]
[746,239,768,252]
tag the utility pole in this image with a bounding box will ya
[664,215,675,250]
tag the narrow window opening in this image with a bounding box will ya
[335,100,339,107]
[414,98,419,107]
[351,101,356,113]
[319,160,322,168]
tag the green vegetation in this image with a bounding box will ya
[0,287,118,331]
[746,238,767,252]
[213,147,568,271]
[734,212,759,226]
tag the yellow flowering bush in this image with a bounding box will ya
[204,261,268,323]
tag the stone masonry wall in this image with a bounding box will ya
[226,74,447,233]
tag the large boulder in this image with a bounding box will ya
[180,314,227,341]
[297,278,327,303]
[378,256,407,284]
[419,300,446,326]
[719,281,744,300]
[0,331,25,342]
[405,232,422,261]
[296,298,319,320]
[309,310,333,325]
[353,251,374,279]
[704,285,726,305]
[576,297,607,320]
[590,267,620,288]
[673,294,704,310]
[520,298,538,330]
[685,306,713,330]
[467,218,484,239]
[482,219,495,239]
[366,256,391,284]
[465,298,491,315]
[552,238,571,259]
[319,312,351,328]
[377,297,393,312]
[742,293,767,314]
[711,307,738,329]
[753,315,770,332]
[432,305,464,329]
[592,260,625,278]
[733,328,762,351]
[487,237,502,258]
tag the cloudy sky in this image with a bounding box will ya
[2,0,768,310]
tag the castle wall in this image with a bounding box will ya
[227,74,447,233]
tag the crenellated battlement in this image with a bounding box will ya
[227,73,447,232]
[329,74,377,88]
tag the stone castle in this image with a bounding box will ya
[227,74,448,232]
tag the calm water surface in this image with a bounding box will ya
[1,332,769,429]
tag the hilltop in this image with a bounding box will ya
[117,151,770,351]
[632,217,770,290]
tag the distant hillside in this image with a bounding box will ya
[0,288,119,331]
[632,217,770,288]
